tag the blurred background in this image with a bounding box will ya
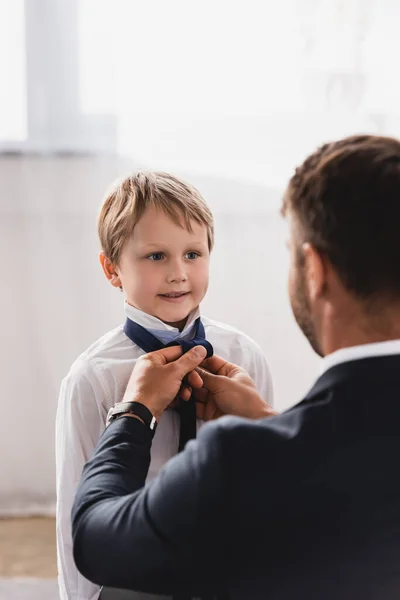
[1,0,400,597]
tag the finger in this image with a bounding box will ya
[203,398,223,422]
[200,355,230,374]
[147,345,184,365]
[187,369,203,389]
[196,399,205,420]
[179,384,192,402]
[203,397,215,421]
[195,366,219,391]
[173,346,207,378]
[192,387,208,405]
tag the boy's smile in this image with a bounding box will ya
[159,291,190,302]
[107,205,210,330]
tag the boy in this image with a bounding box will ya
[56,171,273,600]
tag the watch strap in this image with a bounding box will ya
[107,401,157,437]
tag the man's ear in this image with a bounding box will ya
[99,252,122,288]
[302,243,326,302]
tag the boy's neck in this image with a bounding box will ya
[164,317,188,331]
[124,302,200,334]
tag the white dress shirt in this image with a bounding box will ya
[320,339,400,374]
[56,304,273,600]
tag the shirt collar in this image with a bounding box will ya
[320,339,400,374]
[124,301,200,343]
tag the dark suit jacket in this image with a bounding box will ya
[72,355,400,599]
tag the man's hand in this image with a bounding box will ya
[194,355,278,421]
[122,345,207,421]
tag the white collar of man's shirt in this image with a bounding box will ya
[124,301,200,344]
[320,339,400,374]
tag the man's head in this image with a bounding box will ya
[98,171,214,329]
[282,134,400,356]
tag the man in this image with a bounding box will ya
[72,135,400,599]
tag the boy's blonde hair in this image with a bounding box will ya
[98,171,214,264]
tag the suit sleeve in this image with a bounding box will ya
[72,417,226,596]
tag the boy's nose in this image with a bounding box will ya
[167,272,187,283]
[166,261,187,283]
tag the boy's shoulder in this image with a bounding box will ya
[202,315,264,354]
[79,324,127,362]
[202,315,272,403]
[65,324,137,385]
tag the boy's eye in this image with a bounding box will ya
[185,251,200,260]
[147,253,164,261]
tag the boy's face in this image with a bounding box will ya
[106,205,210,329]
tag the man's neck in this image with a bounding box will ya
[321,304,400,357]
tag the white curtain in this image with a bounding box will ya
[1,0,399,514]
[2,0,400,183]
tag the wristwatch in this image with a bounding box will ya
[106,401,158,437]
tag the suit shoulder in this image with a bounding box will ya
[198,396,330,457]
[196,413,290,457]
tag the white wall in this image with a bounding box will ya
[0,156,319,515]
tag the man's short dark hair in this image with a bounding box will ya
[282,134,400,300]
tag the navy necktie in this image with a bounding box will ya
[123,317,213,451]
[100,320,214,599]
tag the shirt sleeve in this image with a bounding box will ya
[241,339,274,407]
[56,358,108,600]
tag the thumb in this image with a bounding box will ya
[174,346,207,378]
